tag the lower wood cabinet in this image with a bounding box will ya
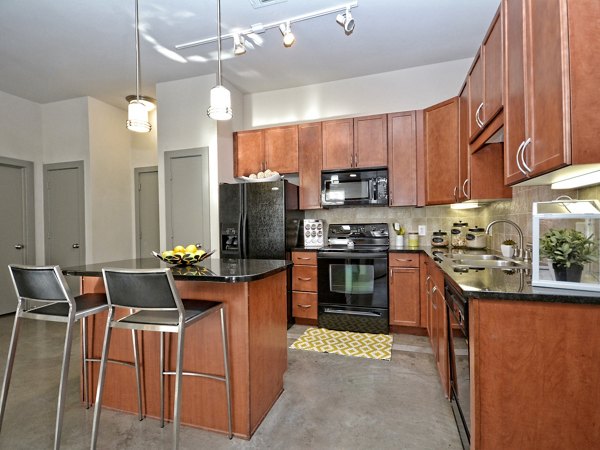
[389,253,421,327]
[291,251,318,321]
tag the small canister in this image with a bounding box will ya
[407,232,419,247]
[466,226,487,249]
[431,230,449,247]
[451,221,469,248]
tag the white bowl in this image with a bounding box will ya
[237,173,281,183]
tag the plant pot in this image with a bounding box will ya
[552,263,584,282]
[501,244,515,258]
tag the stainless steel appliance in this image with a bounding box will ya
[445,279,470,450]
[219,180,304,328]
[321,168,388,207]
[303,219,324,248]
[317,223,389,334]
[219,180,304,259]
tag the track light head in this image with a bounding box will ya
[233,33,246,55]
[336,7,355,34]
[279,21,295,47]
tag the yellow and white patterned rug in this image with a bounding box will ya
[290,327,392,361]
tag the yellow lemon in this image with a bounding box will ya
[197,249,206,257]
[174,251,185,258]
[173,245,185,253]
[162,250,174,258]
[185,244,197,253]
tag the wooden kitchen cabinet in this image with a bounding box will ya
[298,122,323,210]
[503,0,600,185]
[388,111,418,206]
[423,97,459,205]
[291,251,318,322]
[234,125,299,177]
[468,7,503,144]
[389,253,420,327]
[322,115,387,170]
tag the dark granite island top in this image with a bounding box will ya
[63,257,291,283]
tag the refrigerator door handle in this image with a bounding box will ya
[241,211,248,258]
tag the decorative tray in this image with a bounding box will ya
[152,249,215,266]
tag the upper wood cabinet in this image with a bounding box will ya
[423,98,459,205]
[458,85,470,202]
[233,125,298,177]
[322,115,388,170]
[503,0,600,185]
[298,122,323,210]
[388,111,417,206]
[468,7,504,147]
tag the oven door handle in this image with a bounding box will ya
[318,252,388,259]
[324,308,383,318]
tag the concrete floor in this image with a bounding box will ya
[0,316,461,449]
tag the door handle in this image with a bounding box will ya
[72,243,80,249]
[462,178,469,198]
[475,102,484,128]
[515,140,527,175]
[14,244,24,250]
[520,138,532,173]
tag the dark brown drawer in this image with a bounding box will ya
[292,292,318,319]
[292,251,317,265]
[389,253,419,268]
[292,265,317,292]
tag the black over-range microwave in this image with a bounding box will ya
[321,168,388,207]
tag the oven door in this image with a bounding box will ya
[317,252,388,308]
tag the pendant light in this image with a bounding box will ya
[126,0,152,133]
[207,0,232,121]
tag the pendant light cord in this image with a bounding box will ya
[135,0,141,101]
[216,0,222,86]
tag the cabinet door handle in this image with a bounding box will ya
[520,137,532,173]
[462,178,469,198]
[355,152,358,167]
[432,286,438,294]
[453,186,458,202]
[475,102,484,128]
[297,257,311,260]
[297,304,312,309]
[515,140,527,175]
[297,277,312,281]
[394,258,413,262]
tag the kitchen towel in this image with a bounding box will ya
[290,327,392,361]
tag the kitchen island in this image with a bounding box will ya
[64,257,291,439]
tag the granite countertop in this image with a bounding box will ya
[63,257,291,283]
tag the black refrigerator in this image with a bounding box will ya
[219,180,304,326]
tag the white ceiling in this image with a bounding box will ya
[0,0,500,110]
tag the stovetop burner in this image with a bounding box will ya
[319,223,390,253]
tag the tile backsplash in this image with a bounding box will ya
[305,184,599,251]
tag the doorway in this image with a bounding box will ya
[0,157,35,314]
[134,166,159,259]
[43,161,85,294]
[164,148,211,251]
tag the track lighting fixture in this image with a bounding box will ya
[176,1,358,51]
[279,21,295,48]
[336,6,355,34]
[233,33,246,55]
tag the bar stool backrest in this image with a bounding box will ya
[102,268,183,311]
[8,265,71,304]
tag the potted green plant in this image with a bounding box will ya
[501,239,516,258]
[540,228,598,282]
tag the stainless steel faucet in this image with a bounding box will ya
[485,219,525,259]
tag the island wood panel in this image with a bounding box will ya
[470,298,600,450]
[80,271,288,439]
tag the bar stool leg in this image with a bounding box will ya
[82,317,89,409]
[173,327,185,450]
[0,311,23,431]
[54,315,75,450]
[220,307,233,439]
[91,311,114,450]
[131,329,143,421]
[160,331,165,428]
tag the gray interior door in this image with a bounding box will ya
[165,148,211,251]
[44,161,85,294]
[0,159,34,315]
[135,167,159,259]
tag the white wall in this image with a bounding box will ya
[243,58,472,128]
[87,98,134,263]
[0,90,43,262]
[156,74,218,251]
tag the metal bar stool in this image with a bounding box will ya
[92,267,232,450]
[0,264,143,450]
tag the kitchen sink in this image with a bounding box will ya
[450,254,502,261]
[451,259,528,268]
